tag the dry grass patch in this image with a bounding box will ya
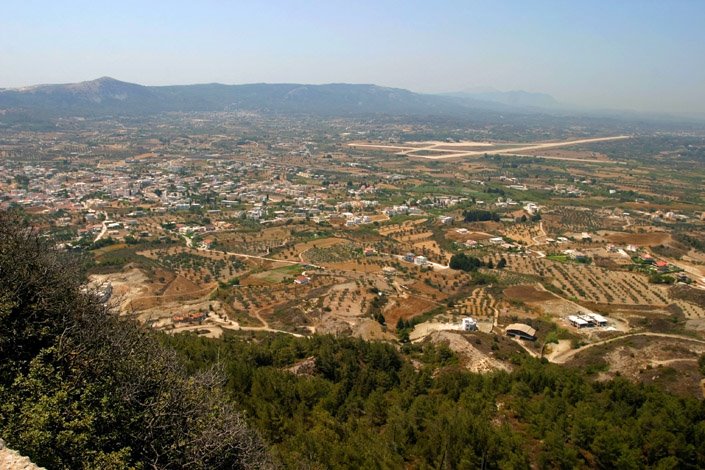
[604,231,671,246]
[504,285,558,303]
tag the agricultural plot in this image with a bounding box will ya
[140,247,246,285]
[395,230,435,242]
[293,236,346,253]
[503,284,558,303]
[449,287,502,320]
[493,253,672,306]
[378,218,428,237]
[501,284,595,320]
[672,300,705,319]
[542,208,616,234]
[445,230,494,243]
[217,273,339,326]
[322,257,387,274]
[210,227,290,255]
[270,236,346,261]
[249,264,305,284]
[383,226,451,264]
[320,281,370,319]
[601,231,671,246]
[500,224,545,245]
[267,298,321,333]
[411,239,448,262]
[383,295,439,327]
[304,242,361,265]
[254,274,395,335]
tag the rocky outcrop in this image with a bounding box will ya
[0,439,45,470]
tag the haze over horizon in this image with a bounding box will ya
[2,0,704,115]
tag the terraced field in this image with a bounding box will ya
[673,299,705,319]
[494,253,671,305]
[378,218,428,237]
[450,287,502,320]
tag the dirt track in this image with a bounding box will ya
[551,332,705,364]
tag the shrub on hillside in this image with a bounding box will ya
[0,211,271,469]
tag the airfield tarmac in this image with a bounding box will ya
[349,135,630,162]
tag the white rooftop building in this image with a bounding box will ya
[461,317,477,331]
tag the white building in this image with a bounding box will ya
[461,317,477,331]
[414,256,428,266]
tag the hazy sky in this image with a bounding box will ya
[2,0,704,114]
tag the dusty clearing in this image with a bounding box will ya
[446,230,494,242]
[603,231,671,246]
[425,331,512,373]
[163,275,204,297]
[89,268,153,313]
[383,295,438,327]
[565,335,705,397]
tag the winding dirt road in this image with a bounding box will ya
[182,233,322,268]
[551,332,705,364]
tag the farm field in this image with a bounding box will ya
[491,253,673,306]
[12,105,705,405]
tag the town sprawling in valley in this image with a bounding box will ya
[3,96,705,397]
[6,2,705,466]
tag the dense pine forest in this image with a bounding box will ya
[164,333,705,468]
[1,210,705,469]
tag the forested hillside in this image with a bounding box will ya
[164,333,705,468]
[1,209,705,469]
[0,212,270,469]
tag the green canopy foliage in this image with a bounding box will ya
[164,332,705,469]
[0,211,270,469]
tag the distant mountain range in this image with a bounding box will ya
[441,88,563,110]
[0,77,702,127]
[0,77,562,119]
[0,77,455,117]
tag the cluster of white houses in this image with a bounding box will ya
[567,313,608,328]
[403,252,429,266]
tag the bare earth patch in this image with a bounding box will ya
[504,284,558,303]
[603,231,670,246]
